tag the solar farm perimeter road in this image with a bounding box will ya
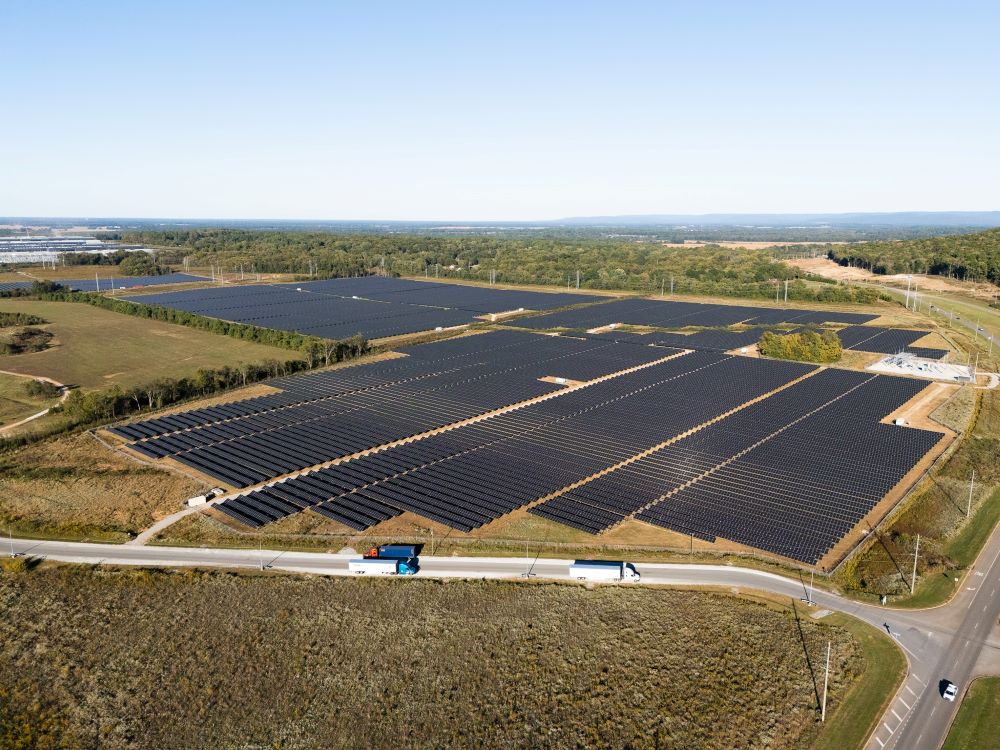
[10,524,1000,750]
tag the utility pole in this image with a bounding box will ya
[670,276,674,294]
[910,533,920,593]
[576,270,580,289]
[905,276,912,308]
[661,279,664,296]
[259,539,264,571]
[967,469,976,516]
[8,528,15,558]
[821,641,831,722]
[95,271,100,293]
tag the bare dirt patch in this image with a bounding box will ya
[788,257,1000,301]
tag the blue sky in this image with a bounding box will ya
[3,1,998,220]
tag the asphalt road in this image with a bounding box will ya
[877,283,998,357]
[8,533,1000,750]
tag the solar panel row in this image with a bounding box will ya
[512,297,877,331]
[586,326,798,352]
[64,273,209,292]
[836,325,947,359]
[0,281,33,293]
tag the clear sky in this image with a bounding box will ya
[3,1,998,221]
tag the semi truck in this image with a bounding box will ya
[348,558,417,575]
[569,560,641,583]
[363,544,419,559]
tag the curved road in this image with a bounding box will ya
[9,532,1000,750]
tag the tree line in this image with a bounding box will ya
[55,249,167,276]
[826,227,1000,284]
[108,229,885,304]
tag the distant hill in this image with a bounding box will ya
[828,227,1000,284]
[556,212,1000,228]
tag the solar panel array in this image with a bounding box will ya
[635,373,940,563]
[586,326,799,352]
[216,353,813,531]
[512,298,877,331]
[836,325,947,359]
[0,281,33,293]
[64,273,209,292]
[113,331,673,486]
[123,277,596,341]
[109,308,944,565]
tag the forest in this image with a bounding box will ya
[111,229,883,303]
[57,249,166,275]
[827,227,1000,284]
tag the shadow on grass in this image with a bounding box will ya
[792,599,821,711]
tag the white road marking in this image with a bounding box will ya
[905,685,918,696]
[876,737,886,748]
[883,723,895,735]
[912,674,925,685]
[899,698,911,710]
[891,709,903,721]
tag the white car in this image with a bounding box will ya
[943,682,958,702]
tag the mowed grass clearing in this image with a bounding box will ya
[941,677,1000,750]
[0,299,302,390]
[0,566,867,750]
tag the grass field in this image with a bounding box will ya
[0,564,869,750]
[0,299,302,390]
[0,433,203,542]
[0,373,55,427]
[941,677,1000,750]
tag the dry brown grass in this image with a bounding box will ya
[0,564,863,750]
[0,433,202,541]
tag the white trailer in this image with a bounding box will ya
[569,560,641,583]
[186,494,208,507]
[348,558,404,575]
